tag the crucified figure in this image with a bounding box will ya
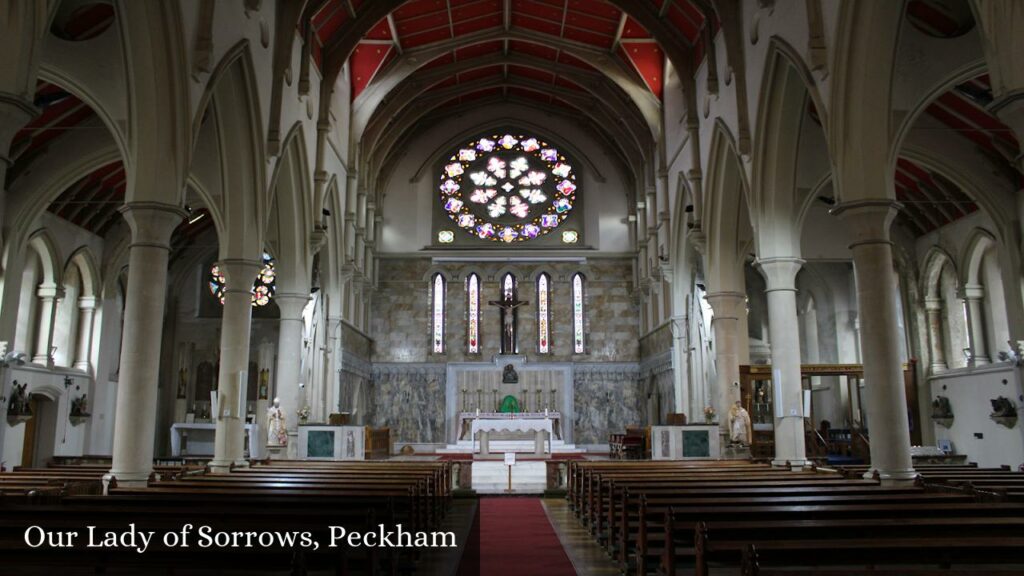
[488,294,529,354]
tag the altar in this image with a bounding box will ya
[471,413,556,456]
[170,423,261,458]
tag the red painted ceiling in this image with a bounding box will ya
[309,0,710,102]
[894,157,977,237]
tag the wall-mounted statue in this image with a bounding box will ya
[502,363,519,384]
[990,396,1017,419]
[7,381,30,416]
[931,396,953,419]
[70,394,89,417]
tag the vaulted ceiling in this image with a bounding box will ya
[299,1,717,180]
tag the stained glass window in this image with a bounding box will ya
[209,252,276,307]
[573,273,586,354]
[537,273,550,354]
[432,273,446,354]
[467,273,480,354]
[439,133,578,243]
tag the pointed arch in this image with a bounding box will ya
[28,230,62,288]
[66,247,101,299]
[961,228,998,287]
[191,40,267,262]
[751,38,830,258]
[703,120,754,293]
[267,121,314,294]
[921,246,958,299]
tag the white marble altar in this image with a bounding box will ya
[650,425,721,460]
[297,425,365,460]
[170,423,261,459]
[472,416,553,456]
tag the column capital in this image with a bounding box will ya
[830,200,902,246]
[755,257,805,292]
[961,283,985,300]
[924,297,943,311]
[705,291,746,319]
[275,292,310,319]
[119,202,188,249]
[36,284,62,300]
[213,258,263,294]
[77,296,98,310]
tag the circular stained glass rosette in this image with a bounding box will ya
[208,252,276,307]
[438,133,578,243]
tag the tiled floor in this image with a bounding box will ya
[541,498,620,576]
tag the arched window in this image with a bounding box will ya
[572,273,586,354]
[466,273,480,354]
[431,272,446,353]
[537,273,550,354]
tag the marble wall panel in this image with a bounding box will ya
[369,365,447,443]
[572,364,642,445]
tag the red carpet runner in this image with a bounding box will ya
[457,497,577,576]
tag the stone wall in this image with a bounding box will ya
[640,322,673,360]
[371,257,639,362]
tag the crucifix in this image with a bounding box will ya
[488,275,528,355]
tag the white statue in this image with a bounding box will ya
[728,401,752,446]
[267,397,288,446]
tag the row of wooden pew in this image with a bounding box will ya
[566,459,1024,575]
[0,459,453,575]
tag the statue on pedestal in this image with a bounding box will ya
[267,397,288,446]
[728,401,752,446]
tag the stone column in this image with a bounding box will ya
[924,298,947,372]
[32,284,60,365]
[106,202,186,487]
[705,292,745,434]
[210,259,261,473]
[756,258,808,467]
[833,201,915,482]
[274,293,309,455]
[73,296,97,371]
[962,284,990,365]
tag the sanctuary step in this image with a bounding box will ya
[437,439,585,454]
[471,461,548,494]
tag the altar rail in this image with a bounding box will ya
[366,427,390,459]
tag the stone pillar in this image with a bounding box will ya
[106,202,186,486]
[73,296,97,371]
[705,292,745,434]
[924,298,947,372]
[962,284,990,365]
[274,293,308,454]
[756,258,808,466]
[833,201,915,482]
[210,259,261,473]
[32,284,60,365]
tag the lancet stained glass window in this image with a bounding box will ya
[209,251,276,307]
[432,273,446,354]
[573,273,586,354]
[467,273,480,354]
[438,133,578,243]
[537,273,550,354]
